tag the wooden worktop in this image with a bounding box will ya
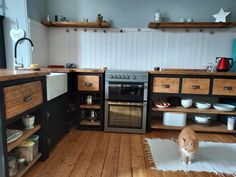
[0,69,49,81]
[38,68,105,73]
[149,70,236,76]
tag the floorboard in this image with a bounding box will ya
[24,129,236,177]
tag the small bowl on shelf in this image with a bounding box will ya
[213,103,235,112]
[195,115,212,124]
[153,102,170,108]
[195,102,211,110]
[181,99,193,108]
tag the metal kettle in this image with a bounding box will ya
[216,57,233,72]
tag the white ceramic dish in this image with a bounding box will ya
[195,102,211,110]
[153,102,170,108]
[213,103,235,112]
[181,99,193,108]
[195,115,212,124]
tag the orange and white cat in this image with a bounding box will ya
[178,127,199,165]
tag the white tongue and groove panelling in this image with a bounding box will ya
[48,28,236,70]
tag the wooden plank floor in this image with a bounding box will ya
[24,129,236,177]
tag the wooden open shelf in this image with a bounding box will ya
[7,125,41,152]
[80,119,101,126]
[151,119,236,134]
[15,153,41,177]
[42,21,110,28]
[80,104,101,110]
[148,22,236,29]
[152,106,236,115]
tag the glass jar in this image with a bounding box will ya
[8,156,18,177]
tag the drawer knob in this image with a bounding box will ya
[85,82,93,87]
[192,85,200,89]
[162,84,170,88]
[224,86,233,91]
[23,95,32,102]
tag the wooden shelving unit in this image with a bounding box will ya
[41,21,110,28]
[148,22,236,29]
[15,153,42,177]
[152,119,236,134]
[7,125,41,152]
[152,106,236,115]
[80,104,101,110]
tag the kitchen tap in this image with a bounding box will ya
[14,37,34,69]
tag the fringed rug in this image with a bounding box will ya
[144,138,236,176]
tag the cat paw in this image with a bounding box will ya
[182,161,187,165]
[188,161,192,165]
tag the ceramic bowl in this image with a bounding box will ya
[181,99,193,108]
[195,102,211,110]
[22,115,35,129]
[213,103,235,112]
[195,115,212,124]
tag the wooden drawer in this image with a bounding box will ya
[182,78,210,95]
[78,75,100,91]
[213,79,236,96]
[153,77,180,93]
[4,81,43,119]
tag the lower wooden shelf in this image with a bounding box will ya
[7,125,41,152]
[151,119,236,134]
[15,153,41,177]
[80,119,101,126]
[80,104,101,109]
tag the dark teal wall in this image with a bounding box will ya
[44,0,236,27]
[27,0,46,22]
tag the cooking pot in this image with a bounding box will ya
[216,57,233,72]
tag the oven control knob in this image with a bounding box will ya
[117,75,121,79]
[126,75,130,79]
[131,75,137,80]
[114,75,118,79]
[121,75,126,79]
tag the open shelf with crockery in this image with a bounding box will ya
[147,71,236,133]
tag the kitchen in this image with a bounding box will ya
[1,0,236,177]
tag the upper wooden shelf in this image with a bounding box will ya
[41,21,110,28]
[148,22,236,29]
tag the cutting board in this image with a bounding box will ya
[231,38,236,72]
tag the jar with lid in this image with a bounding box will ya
[18,157,27,170]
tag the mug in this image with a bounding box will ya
[86,95,93,105]
[22,115,35,129]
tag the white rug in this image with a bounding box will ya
[144,138,236,176]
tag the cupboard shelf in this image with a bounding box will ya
[80,119,101,126]
[152,106,236,115]
[148,22,236,29]
[41,21,110,28]
[15,153,41,177]
[80,104,101,110]
[7,125,41,152]
[151,119,236,134]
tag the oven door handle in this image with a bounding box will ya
[108,101,145,106]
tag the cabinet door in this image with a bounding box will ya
[182,78,210,95]
[153,77,180,93]
[77,76,100,91]
[46,95,68,151]
[213,79,236,96]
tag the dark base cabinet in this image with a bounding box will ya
[76,72,105,131]
[46,94,70,151]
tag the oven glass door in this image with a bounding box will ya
[107,102,144,129]
[108,83,144,101]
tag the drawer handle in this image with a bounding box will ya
[224,86,233,91]
[85,82,93,87]
[23,95,32,102]
[192,85,200,89]
[162,84,170,88]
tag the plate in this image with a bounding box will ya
[213,103,235,112]
[153,102,170,108]
[7,129,23,144]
